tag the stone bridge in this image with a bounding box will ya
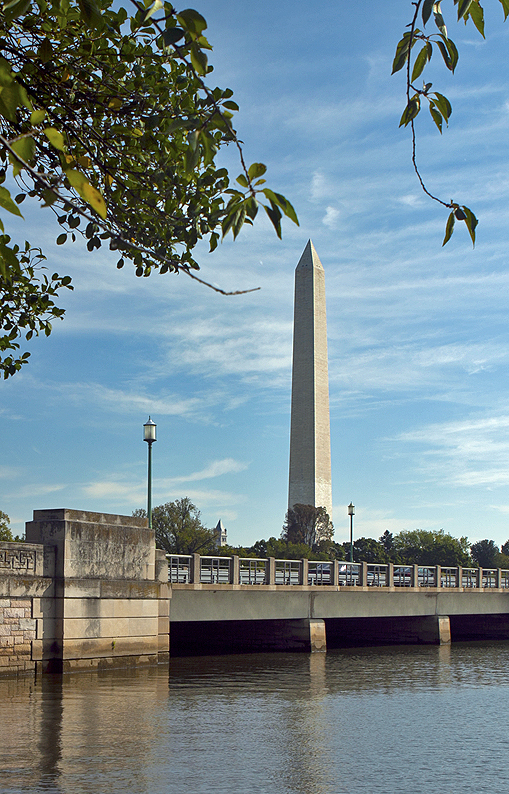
[2,510,509,675]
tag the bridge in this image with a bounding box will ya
[167,553,509,655]
[2,510,509,675]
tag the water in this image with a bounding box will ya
[1,643,509,794]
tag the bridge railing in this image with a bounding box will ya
[166,553,509,589]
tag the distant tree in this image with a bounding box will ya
[134,498,216,555]
[379,530,401,563]
[216,544,253,558]
[501,540,509,557]
[470,539,500,569]
[393,529,470,567]
[0,511,13,541]
[281,504,334,551]
[345,537,387,564]
[0,511,24,542]
[249,537,330,561]
[329,542,346,561]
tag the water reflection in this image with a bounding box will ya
[1,643,509,794]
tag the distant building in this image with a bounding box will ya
[214,520,227,547]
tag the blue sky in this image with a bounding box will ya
[3,0,509,549]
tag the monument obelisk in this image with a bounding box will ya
[288,240,332,517]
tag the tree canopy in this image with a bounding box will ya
[470,539,502,568]
[134,497,216,554]
[392,528,471,567]
[0,0,297,377]
[0,510,12,540]
[281,504,334,552]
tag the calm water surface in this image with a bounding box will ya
[1,643,509,794]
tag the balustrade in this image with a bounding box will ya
[166,553,509,590]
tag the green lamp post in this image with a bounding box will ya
[143,417,157,530]
[348,502,355,563]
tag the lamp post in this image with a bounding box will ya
[348,502,355,562]
[143,417,156,530]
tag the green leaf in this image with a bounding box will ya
[190,42,207,75]
[37,38,53,63]
[263,202,282,239]
[411,45,430,82]
[261,189,299,226]
[444,36,459,71]
[392,33,413,74]
[498,0,509,21]
[176,8,207,38]
[399,94,421,127]
[432,91,452,122]
[442,210,455,245]
[9,135,35,176]
[248,162,267,180]
[161,27,185,46]
[436,39,451,71]
[76,0,103,29]
[44,127,65,151]
[461,205,478,246]
[467,1,485,36]
[422,0,434,25]
[429,103,443,132]
[2,0,30,23]
[433,5,448,37]
[142,0,163,22]
[56,233,67,245]
[30,108,46,125]
[236,173,249,188]
[457,0,473,20]
[0,185,23,217]
[66,170,107,218]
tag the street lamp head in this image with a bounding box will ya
[347,502,355,516]
[143,417,157,443]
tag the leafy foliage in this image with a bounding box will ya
[134,497,216,554]
[470,538,500,568]
[250,536,331,561]
[394,0,508,245]
[343,536,389,564]
[0,509,23,540]
[0,242,72,377]
[281,504,334,551]
[392,528,471,567]
[0,510,12,540]
[0,0,298,377]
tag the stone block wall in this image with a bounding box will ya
[0,597,37,674]
[0,509,170,676]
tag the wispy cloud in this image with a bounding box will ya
[396,413,509,488]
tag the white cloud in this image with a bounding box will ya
[323,206,340,227]
[396,413,509,488]
[169,458,248,482]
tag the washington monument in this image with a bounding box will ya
[288,240,332,517]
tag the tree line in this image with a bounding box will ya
[3,500,509,569]
[133,499,509,569]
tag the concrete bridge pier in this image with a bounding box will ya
[289,618,327,653]
[411,615,451,645]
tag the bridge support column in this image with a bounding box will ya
[279,618,327,652]
[412,615,451,645]
[436,616,451,644]
[294,618,326,652]
[308,618,327,652]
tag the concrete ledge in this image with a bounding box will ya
[56,635,160,660]
[60,616,159,639]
